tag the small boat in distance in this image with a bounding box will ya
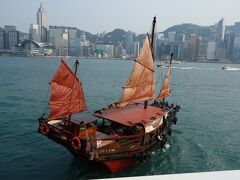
[221,65,231,70]
[38,16,180,173]
[165,60,181,64]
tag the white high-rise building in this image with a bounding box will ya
[49,26,69,56]
[216,18,225,42]
[233,35,240,61]
[124,31,134,55]
[133,42,140,58]
[29,24,41,42]
[37,1,47,42]
[168,31,176,42]
[207,41,216,60]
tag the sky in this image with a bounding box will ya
[0,0,240,34]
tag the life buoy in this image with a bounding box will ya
[71,137,81,150]
[40,123,49,135]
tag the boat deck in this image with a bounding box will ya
[94,103,167,127]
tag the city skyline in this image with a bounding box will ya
[0,0,240,34]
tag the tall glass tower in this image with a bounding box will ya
[37,1,47,42]
[216,18,225,42]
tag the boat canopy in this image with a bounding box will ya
[117,35,155,108]
[48,59,87,120]
[94,103,167,127]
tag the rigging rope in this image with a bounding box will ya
[41,84,50,116]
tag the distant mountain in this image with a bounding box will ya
[101,29,126,45]
[162,23,217,40]
[78,29,96,43]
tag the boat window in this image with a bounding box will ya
[97,118,112,126]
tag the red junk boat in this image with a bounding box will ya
[38,16,180,173]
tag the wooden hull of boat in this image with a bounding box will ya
[38,103,180,173]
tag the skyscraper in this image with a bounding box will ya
[216,18,225,42]
[187,34,197,60]
[37,1,47,42]
[4,25,19,50]
[124,31,133,55]
[168,31,176,42]
[49,26,81,56]
[29,24,41,42]
[233,35,240,61]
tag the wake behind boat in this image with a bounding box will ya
[221,65,240,71]
[222,65,231,70]
[165,60,182,64]
[38,16,180,173]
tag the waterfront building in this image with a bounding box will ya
[124,31,134,55]
[206,41,216,60]
[4,25,20,50]
[4,25,16,32]
[15,39,55,56]
[49,26,69,56]
[232,35,240,61]
[216,18,225,50]
[95,43,114,58]
[29,24,41,42]
[37,1,47,42]
[176,33,186,42]
[156,33,164,40]
[216,18,225,42]
[0,28,5,49]
[225,32,235,60]
[80,33,90,57]
[49,26,80,56]
[168,31,176,42]
[187,34,197,60]
[80,45,91,57]
[68,28,80,56]
[215,48,227,61]
[196,37,207,61]
[176,34,186,59]
[198,42,207,61]
[114,41,122,58]
[234,22,240,35]
[80,33,87,42]
[133,42,140,58]
[19,32,29,42]
[170,43,180,59]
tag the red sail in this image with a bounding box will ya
[48,60,87,120]
[117,35,155,108]
[155,66,172,101]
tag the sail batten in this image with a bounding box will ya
[117,35,155,108]
[48,60,87,120]
[134,59,155,72]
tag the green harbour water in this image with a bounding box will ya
[0,56,240,179]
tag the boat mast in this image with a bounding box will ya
[144,16,156,109]
[151,16,156,60]
[68,60,79,121]
[74,60,79,75]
